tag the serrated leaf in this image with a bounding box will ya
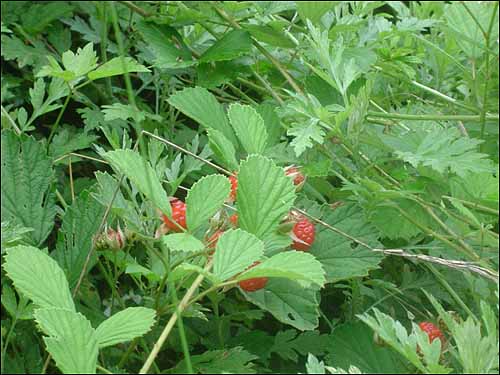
[61,42,97,78]
[287,120,326,157]
[244,24,296,48]
[311,204,383,282]
[162,233,205,252]
[101,103,146,123]
[54,191,106,289]
[199,29,253,63]
[95,307,156,348]
[1,131,56,246]
[186,174,231,232]
[237,155,296,240]
[168,87,237,144]
[228,103,268,154]
[3,245,75,311]
[239,251,325,287]
[103,149,171,217]
[213,229,264,281]
[241,279,320,330]
[88,56,150,80]
[22,2,74,35]
[35,308,98,374]
[207,129,239,171]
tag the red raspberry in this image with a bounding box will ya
[284,165,305,186]
[238,261,268,292]
[228,174,238,202]
[162,198,186,232]
[291,218,315,251]
[229,213,238,226]
[418,322,445,346]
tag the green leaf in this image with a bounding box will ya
[49,126,98,160]
[103,149,171,218]
[21,2,74,35]
[242,279,320,330]
[88,57,150,80]
[168,87,237,145]
[297,2,336,24]
[239,251,325,287]
[213,229,264,281]
[136,20,194,69]
[162,233,205,252]
[95,307,156,348]
[35,308,98,374]
[3,245,75,311]
[243,24,296,48]
[325,322,407,374]
[207,129,239,171]
[169,347,257,374]
[199,29,253,63]
[381,127,494,177]
[237,155,296,240]
[256,103,283,147]
[287,120,326,157]
[54,191,106,289]
[1,131,56,246]
[228,103,268,154]
[101,103,146,123]
[310,204,383,282]
[186,174,231,232]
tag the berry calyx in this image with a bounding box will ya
[284,165,306,187]
[228,174,238,202]
[162,198,187,232]
[291,218,315,251]
[418,322,445,346]
[238,261,268,292]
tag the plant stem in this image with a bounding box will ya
[47,91,72,145]
[367,111,499,122]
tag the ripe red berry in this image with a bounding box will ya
[229,213,238,226]
[284,166,305,186]
[291,218,315,251]
[238,261,268,292]
[418,322,445,346]
[228,175,238,202]
[162,198,186,232]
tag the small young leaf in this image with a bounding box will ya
[88,57,150,80]
[95,307,156,348]
[162,233,205,252]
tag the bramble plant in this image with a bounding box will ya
[1,1,499,374]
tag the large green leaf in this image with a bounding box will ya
[325,322,407,374]
[3,245,75,311]
[54,191,106,289]
[35,308,98,374]
[1,131,56,246]
[186,174,231,232]
[213,229,264,281]
[242,279,320,331]
[168,87,237,145]
[237,155,296,240]
[228,103,268,155]
[95,307,156,348]
[238,251,325,287]
[103,149,171,217]
[297,2,337,24]
[199,29,253,63]
[310,204,383,283]
[88,56,150,80]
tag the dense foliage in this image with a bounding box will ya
[1,1,499,374]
